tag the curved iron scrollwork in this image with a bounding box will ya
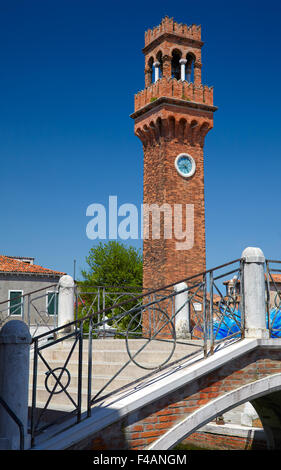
[125,306,176,370]
[45,367,71,395]
[275,292,281,309]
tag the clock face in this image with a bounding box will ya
[175,153,196,178]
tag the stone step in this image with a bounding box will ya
[30,350,195,371]
[49,338,202,351]
[29,351,195,405]
[29,386,88,409]
[30,339,200,365]
[29,359,163,380]
[28,374,145,412]
[32,338,202,353]
[30,373,141,393]
[28,338,202,415]
[28,380,130,406]
[31,350,185,366]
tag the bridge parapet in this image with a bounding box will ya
[30,338,281,450]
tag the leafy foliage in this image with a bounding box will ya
[80,241,142,288]
[77,242,143,336]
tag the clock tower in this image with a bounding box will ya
[131,17,217,292]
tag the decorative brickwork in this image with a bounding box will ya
[68,348,281,450]
[144,16,202,48]
[134,78,214,111]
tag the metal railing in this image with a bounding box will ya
[265,259,281,337]
[29,258,245,446]
[1,256,281,447]
[2,256,281,447]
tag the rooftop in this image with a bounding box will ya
[0,255,65,277]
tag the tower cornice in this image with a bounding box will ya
[130,95,218,121]
[133,77,215,115]
[142,32,204,55]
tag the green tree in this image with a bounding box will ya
[77,241,143,336]
[81,241,142,288]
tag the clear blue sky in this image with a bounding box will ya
[0,0,280,279]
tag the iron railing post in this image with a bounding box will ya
[97,287,100,323]
[102,287,106,334]
[203,273,207,358]
[77,321,83,423]
[240,258,245,338]
[209,270,214,355]
[265,260,271,336]
[30,338,38,447]
[87,317,93,418]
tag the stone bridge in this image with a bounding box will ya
[31,338,281,450]
[1,247,281,450]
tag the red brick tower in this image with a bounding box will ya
[131,17,217,291]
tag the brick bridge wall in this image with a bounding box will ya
[68,348,281,450]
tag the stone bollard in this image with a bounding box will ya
[242,247,269,339]
[0,320,31,449]
[57,275,75,338]
[174,282,191,339]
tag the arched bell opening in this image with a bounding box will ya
[147,56,154,85]
[185,53,196,83]
[154,51,163,81]
[171,49,182,80]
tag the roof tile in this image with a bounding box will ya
[0,255,65,276]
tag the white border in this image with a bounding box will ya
[174,153,196,178]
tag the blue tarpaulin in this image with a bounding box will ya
[213,309,241,340]
[213,308,281,339]
[268,309,281,337]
